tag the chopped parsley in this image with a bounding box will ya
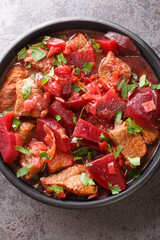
[47,184,64,194]
[117,79,137,99]
[0,108,12,117]
[73,146,89,156]
[81,172,95,187]
[72,84,86,93]
[125,117,143,134]
[115,110,122,125]
[79,106,85,119]
[14,146,34,155]
[55,114,62,122]
[139,74,149,88]
[22,81,32,100]
[25,63,31,68]
[131,72,138,79]
[29,47,46,62]
[74,156,84,161]
[12,118,21,130]
[17,47,28,60]
[108,183,121,195]
[151,84,160,90]
[75,67,81,74]
[100,133,110,143]
[87,151,97,160]
[81,62,93,75]
[90,39,102,53]
[54,52,67,67]
[73,115,77,124]
[113,146,123,159]
[71,137,83,147]
[128,169,141,179]
[39,151,51,160]
[127,156,141,166]
[16,163,33,178]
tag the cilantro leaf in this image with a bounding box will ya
[30,47,46,62]
[151,84,160,90]
[73,146,89,156]
[39,151,51,160]
[12,118,20,130]
[107,144,112,153]
[125,117,143,134]
[16,163,33,178]
[0,108,12,117]
[128,169,141,179]
[127,156,141,166]
[117,78,125,91]
[47,67,54,77]
[42,36,51,43]
[14,146,34,155]
[57,52,67,64]
[90,39,101,53]
[131,72,138,79]
[108,183,121,195]
[30,74,35,79]
[73,115,77,125]
[71,137,83,147]
[117,79,137,99]
[81,62,93,75]
[87,163,93,167]
[75,67,81,74]
[25,63,31,68]
[34,183,39,189]
[81,172,95,186]
[72,84,86,93]
[74,156,84,161]
[55,115,62,121]
[79,106,85,119]
[115,110,122,125]
[47,184,64,194]
[100,133,110,143]
[22,82,32,100]
[17,47,28,60]
[139,74,149,88]
[87,151,97,160]
[113,146,123,159]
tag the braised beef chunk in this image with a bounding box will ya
[0,66,28,112]
[41,164,98,196]
[99,51,131,87]
[15,77,50,118]
[17,121,35,145]
[47,151,74,174]
[69,33,88,50]
[142,127,159,144]
[20,139,48,179]
[109,123,147,160]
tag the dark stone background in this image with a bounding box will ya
[0,1,160,239]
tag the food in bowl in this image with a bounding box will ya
[0,29,159,200]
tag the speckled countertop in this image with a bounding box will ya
[0,1,160,240]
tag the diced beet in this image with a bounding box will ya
[127,87,160,128]
[36,117,71,152]
[47,47,62,57]
[55,65,72,78]
[49,100,76,136]
[66,49,95,68]
[105,32,139,56]
[94,38,117,55]
[96,88,126,120]
[46,38,66,51]
[68,95,88,111]
[62,79,71,99]
[87,153,126,191]
[0,112,22,164]
[73,119,109,143]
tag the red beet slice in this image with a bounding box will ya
[87,153,126,190]
[95,38,117,55]
[73,119,109,143]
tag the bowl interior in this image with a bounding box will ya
[0,18,160,209]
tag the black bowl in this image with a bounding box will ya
[0,17,160,209]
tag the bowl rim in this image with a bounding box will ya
[0,17,160,210]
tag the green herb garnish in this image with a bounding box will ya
[108,183,121,195]
[54,52,67,67]
[79,106,85,119]
[29,47,46,62]
[81,62,93,75]
[55,115,62,121]
[87,151,97,160]
[115,110,122,125]
[100,133,110,143]
[125,117,143,134]
[71,137,83,147]
[25,63,31,68]
[17,47,28,60]
[73,115,77,125]
[0,108,12,117]
[128,169,141,179]
[12,118,20,130]
[72,84,86,93]
[22,81,32,100]
[81,172,95,186]
[39,151,51,160]
[14,146,34,155]
[127,156,141,166]
[75,67,81,74]
[151,84,160,90]
[113,146,123,159]
[73,146,89,156]
[47,184,64,194]
[139,74,149,88]
[16,163,33,178]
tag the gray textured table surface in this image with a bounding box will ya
[0,1,160,240]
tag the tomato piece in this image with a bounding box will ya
[73,119,109,143]
[87,153,126,190]
[94,38,117,55]
[55,65,72,78]
[47,46,62,57]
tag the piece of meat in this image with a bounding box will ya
[15,77,43,117]
[99,51,131,87]
[142,127,159,144]
[20,139,48,179]
[69,33,88,50]
[41,164,98,196]
[47,151,74,174]
[17,121,35,145]
[0,66,28,112]
[109,123,147,160]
